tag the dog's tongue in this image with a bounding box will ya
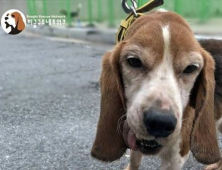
[123,121,138,150]
[127,129,138,150]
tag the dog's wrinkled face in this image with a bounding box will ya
[120,13,204,154]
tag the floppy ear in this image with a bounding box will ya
[190,49,221,164]
[179,106,194,157]
[91,42,127,162]
[14,12,25,31]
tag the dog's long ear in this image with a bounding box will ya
[179,106,194,157]
[91,42,127,162]
[13,12,25,31]
[190,49,221,164]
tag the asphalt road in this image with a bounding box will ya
[0,29,218,170]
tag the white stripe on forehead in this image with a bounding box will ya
[155,25,172,76]
[162,25,171,63]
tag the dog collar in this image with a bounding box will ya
[116,0,164,43]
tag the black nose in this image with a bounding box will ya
[143,108,177,138]
[5,17,8,20]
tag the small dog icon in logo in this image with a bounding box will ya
[1,9,26,35]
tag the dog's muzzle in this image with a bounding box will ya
[123,121,163,154]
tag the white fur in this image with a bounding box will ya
[5,13,16,33]
[125,143,189,170]
[162,26,170,54]
[216,117,222,128]
[127,25,183,140]
[158,8,168,12]
[216,117,222,133]
[160,140,189,170]
[6,14,16,27]
[124,150,143,170]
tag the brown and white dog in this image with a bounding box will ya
[91,10,222,170]
[4,12,25,35]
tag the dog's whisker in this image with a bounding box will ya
[182,117,189,123]
[117,120,125,135]
[117,114,127,135]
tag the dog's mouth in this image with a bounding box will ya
[123,121,162,154]
[5,22,10,29]
[136,139,162,154]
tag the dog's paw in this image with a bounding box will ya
[124,165,130,170]
[205,163,222,170]
[124,165,139,170]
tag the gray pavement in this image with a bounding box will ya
[0,29,220,170]
[25,25,117,44]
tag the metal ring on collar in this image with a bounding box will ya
[121,0,138,15]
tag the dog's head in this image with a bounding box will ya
[5,12,25,31]
[91,11,220,164]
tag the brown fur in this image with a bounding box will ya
[179,106,194,157]
[12,12,25,31]
[91,43,127,162]
[199,39,222,121]
[190,49,221,164]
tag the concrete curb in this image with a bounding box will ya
[25,25,117,44]
[25,22,222,44]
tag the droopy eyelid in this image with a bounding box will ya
[126,55,139,59]
[192,63,200,68]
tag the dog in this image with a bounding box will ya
[4,12,25,35]
[91,10,222,170]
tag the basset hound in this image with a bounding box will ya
[4,12,25,35]
[91,10,222,170]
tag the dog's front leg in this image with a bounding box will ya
[205,159,222,170]
[159,141,189,170]
[124,150,143,170]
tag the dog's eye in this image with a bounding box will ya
[11,15,15,18]
[127,57,142,68]
[183,65,198,74]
